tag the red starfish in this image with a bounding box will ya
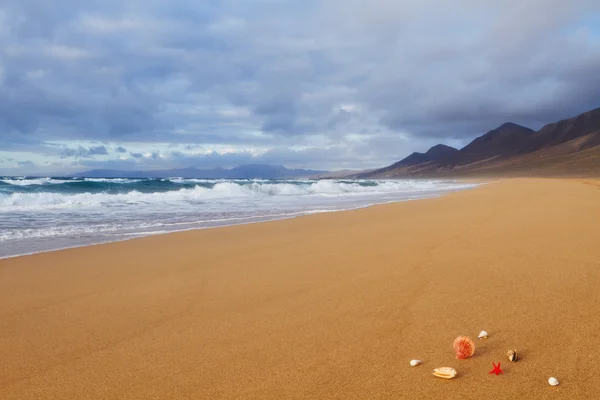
[489,362,503,375]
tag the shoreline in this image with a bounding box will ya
[3,178,599,399]
[0,183,480,261]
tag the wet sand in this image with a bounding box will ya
[2,178,600,399]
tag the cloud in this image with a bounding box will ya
[73,147,336,171]
[88,145,109,155]
[61,145,109,158]
[1,0,600,173]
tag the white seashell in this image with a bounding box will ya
[432,367,457,379]
[410,359,422,367]
[548,377,559,386]
[478,330,488,339]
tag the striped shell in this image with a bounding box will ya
[453,336,476,359]
[433,367,457,379]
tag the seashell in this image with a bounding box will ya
[410,359,422,367]
[548,377,559,386]
[453,336,476,359]
[478,330,488,339]
[507,349,518,362]
[432,367,457,379]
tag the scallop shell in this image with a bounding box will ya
[478,330,488,339]
[453,336,476,359]
[432,367,457,379]
[548,377,559,386]
[410,359,422,367]
[507,349,518,362]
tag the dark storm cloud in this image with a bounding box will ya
[1,0,600,172]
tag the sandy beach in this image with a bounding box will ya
[2,178,600,399]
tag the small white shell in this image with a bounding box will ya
[478,330,488,339]
[410,359,422,367]
[548,377,559,386]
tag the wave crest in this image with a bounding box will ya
[0,179,471,212]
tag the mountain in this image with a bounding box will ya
[456,122,534,165]
[522,107,600,153]
[74,164,327,179]
[360,106,600,178]
[398,144,459,166]
[354,144,458,178]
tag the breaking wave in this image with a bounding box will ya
[0,178,471,212]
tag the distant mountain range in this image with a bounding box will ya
[356,106,600,178]
[74,164,327,179]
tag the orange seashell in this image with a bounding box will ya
[453,336,475,359]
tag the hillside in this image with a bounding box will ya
[360,107,600,178]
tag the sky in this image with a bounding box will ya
[1,0,600,175]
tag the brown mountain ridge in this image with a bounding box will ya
[358,106,600,178]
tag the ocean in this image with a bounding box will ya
[0,177,478,259]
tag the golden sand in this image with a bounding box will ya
[2,178,600,399]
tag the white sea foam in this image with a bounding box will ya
[0,177,72,186]
[0,207,354,244]
[0,179,473,212]
[82,178,141,183]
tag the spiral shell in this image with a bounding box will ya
[507,349,518,362]
[548,377,559,386]
[453,336,476,359]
